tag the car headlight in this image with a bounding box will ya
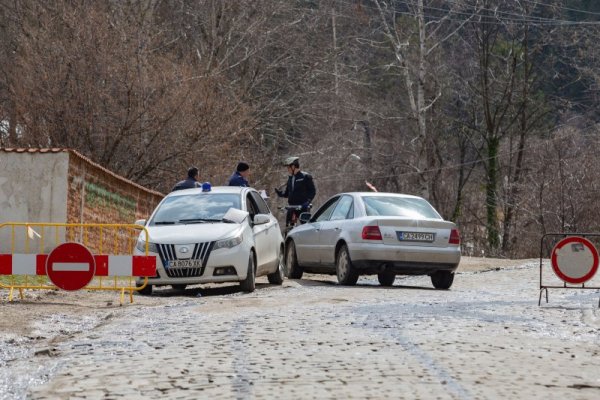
[136,238,158,253]
[214,234,243,250]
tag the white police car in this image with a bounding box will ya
[134,185,285,294]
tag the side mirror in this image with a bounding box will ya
[134,219,147,226]
[299,212,311,224]
[253,214,270,225]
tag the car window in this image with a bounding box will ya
[246,194,259,218]
[149,193,241,225]
[312,197,340,222]
[250,191,270,214]
[361,196,441,219]
[330,196,353,221]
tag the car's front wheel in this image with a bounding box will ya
[377,270,395,286]
[267,246,285,285]
[240,252,256,293]
[336,244,359,286]
[431,271,454,289]
[285,241,303,279]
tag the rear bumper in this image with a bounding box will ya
[349,242,460,274]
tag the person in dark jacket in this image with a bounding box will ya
[228,162,250,187]
[275,156,316,226]
[172,166,201,191]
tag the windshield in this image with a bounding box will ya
[149,193,241,225]
[361,196,441,219]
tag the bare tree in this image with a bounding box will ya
[371,0,471,206]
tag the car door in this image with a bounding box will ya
[245,192,270,274]
[250,190,279,271]
[317,195,354,265]
[293,197,339,265]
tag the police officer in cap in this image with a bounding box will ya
[275,156,316,224]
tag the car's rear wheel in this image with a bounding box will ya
[377,270,395,286]
[285,241,303,279]
[172,284,187,291]
[431,271,454,289]
[267,246,285,285]
[136,282,153,295]
[240,252,256,293]
[336,244,359,286]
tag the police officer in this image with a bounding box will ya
[228,162,250,187]
[275,156,316,225]
[172,166,201,191]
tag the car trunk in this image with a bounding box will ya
[375,218,456,248]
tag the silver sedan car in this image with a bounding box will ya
[284,192,461,288]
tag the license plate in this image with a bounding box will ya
[397,231,435,242]
[168,259,203,268]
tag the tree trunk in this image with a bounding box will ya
[486,136,500,250]
[502,30,530,252]
[416,0,431,200]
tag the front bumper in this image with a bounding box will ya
[134,245,250,286]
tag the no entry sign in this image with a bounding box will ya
[551,236,599,285]
[46,242,96,291]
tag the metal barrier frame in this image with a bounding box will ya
[539,233,600,307]
[0,222,154,305]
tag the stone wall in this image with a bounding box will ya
[66,151,163,225]
[0,148,163,254]
[0,150,70,253]
[66,150,164,254]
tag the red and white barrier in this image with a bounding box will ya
[0,254,155,277]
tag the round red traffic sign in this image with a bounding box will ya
[46,242,96,291]
[551,236,599,284]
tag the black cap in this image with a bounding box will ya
[236,162,250,172]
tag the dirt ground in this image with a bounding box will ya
[0,257,537,340]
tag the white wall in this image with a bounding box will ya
[0,152,69,253]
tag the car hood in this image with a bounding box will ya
[142,223,243,244]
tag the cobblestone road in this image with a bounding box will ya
[4,262,600,399]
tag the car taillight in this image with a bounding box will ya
[449,229,460,245]
[362,226,382,240]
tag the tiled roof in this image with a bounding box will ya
[0,147,68,153]
[0,147,164,197]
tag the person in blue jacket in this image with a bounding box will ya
[172,167,201,191]
[228,162,250,187]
